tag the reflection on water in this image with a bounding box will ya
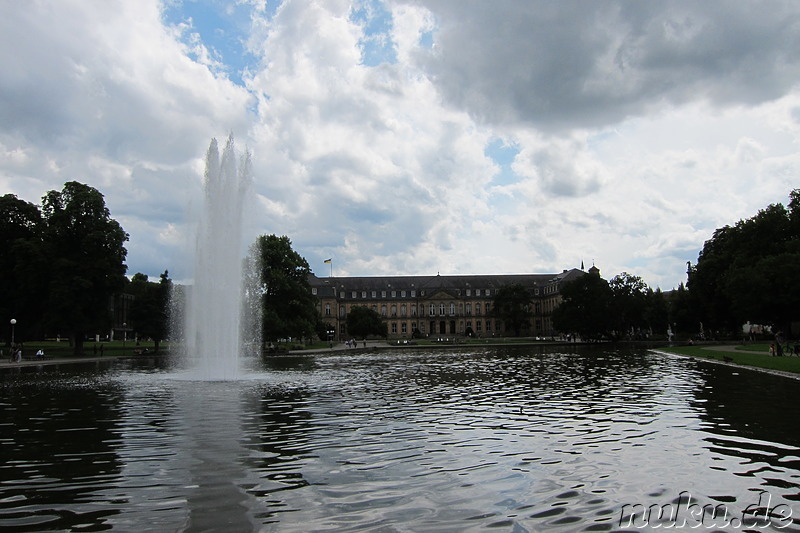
[1,346,799,531]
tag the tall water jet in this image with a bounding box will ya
[182,135,259,380]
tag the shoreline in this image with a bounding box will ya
[0,353,164,369]
[4,343,797,383]
[655,347,800,381]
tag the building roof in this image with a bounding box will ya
[309,269,586,298]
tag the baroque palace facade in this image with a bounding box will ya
[309,267,592,340]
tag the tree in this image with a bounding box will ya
[346,306,388,338]
[248,234,318,343]
[0,194,46,342]
[668,282,699,337]
[689,189,800,335]
[644,287,670,336]
[552,270,613,340]
[608,272,649,338]
[41,182,129,355]
[127,271,172,352]
[493,283,533,336]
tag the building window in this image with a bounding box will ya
[476,320,482,332]
[372,290,377,298]
[439,304,445,316]
[449,303,455,316]
[391,290,396,297]
[340,291,345,298]
[312,288,318,295]
[401,290,406,297]
[411,290,416,297]
[466,289,471,296]
[401,322,407,334]
[429,304,435,316]
[339,306,345,318]
[391,305,397,317]
[401,304,407,317]
[466,303,472,316]
[486,289,491,296]
[381,305,387,317]
[372,305,377,312]
[351,291,357,298]
[362,291,367,298]
[476,303,481,316]
[475,289,481,296]
[411,305,417,316]
[391,322,397,334]
[325,304,331,316]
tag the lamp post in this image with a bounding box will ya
[122,323,127,351]
[10,318,16,345]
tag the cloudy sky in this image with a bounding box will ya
[2,0,799,289]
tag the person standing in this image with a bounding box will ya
[776,331,785,357]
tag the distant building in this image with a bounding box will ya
[309,267,589,340]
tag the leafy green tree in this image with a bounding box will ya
[689,189,800,335]
[644,287,670,336]
[668,282,699,337]
[346,306,388,338]
[552,270,613,340]
[492,283,533,336]
[248,234,318,343]
[609,272,649,338]
[0,194,46,342]
[41,182,129,355]
[127,271,172,352]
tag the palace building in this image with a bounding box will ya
[309,266,594,340]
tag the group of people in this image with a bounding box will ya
[770,332,799,356]
[344,339,365,348]
[3,345,46,362]
[769,342,800,356]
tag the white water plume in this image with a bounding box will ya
[179,135,261,380]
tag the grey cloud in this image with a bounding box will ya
[409,0,800,131]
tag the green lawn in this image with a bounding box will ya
[660,345,800,374]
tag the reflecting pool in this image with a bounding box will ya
[1,346,799,531]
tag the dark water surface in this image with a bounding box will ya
[1,346,799,532]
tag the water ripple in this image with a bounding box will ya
[1,347,800,531]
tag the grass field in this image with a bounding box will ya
[659,345,800,374]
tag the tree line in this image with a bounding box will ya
[4,181,795,352]
[552,189,799,341]
[0,182,323,354]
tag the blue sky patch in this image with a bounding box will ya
[485,138,521,187]
[351,0,397,66]
[162,0,258,86]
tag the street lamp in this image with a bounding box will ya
[122,322,127,351]
[10,318,16,345]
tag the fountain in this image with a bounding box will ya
[180,135,260,380]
